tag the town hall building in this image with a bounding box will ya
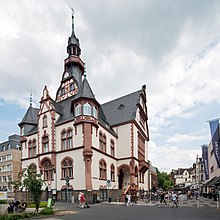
[18,15,149,202]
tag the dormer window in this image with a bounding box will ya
[93,106,98,118]
[83,102,91,115]
[75,104,81,116]
[21,127,24,136]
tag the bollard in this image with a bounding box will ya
[117,197,119,206]
[217,198,219,209]
[196,196,199,208]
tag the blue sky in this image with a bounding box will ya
[0,0,219,172]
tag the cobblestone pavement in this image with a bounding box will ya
[39,197,220,220]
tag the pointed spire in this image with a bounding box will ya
[71,8,75,37]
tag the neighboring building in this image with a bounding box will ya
[18,15,149,202]
[195,155,205,193]
[0,134,21,197]
[147,164,158,192]
[170,167,195,191]
[204,121,220,192]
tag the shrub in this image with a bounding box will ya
[40,207,54,215]
[27,201,47,208]
[0,200,7,204]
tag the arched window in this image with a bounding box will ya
[67,130,73,149]
[75,104,81,116]
[28,140,32,157]
[92,106,98,118]
[99,132,106,152]
[99,159,107,180]
[29,139,37,157]
[99,132,103,151]
[110,164,115,181]
[42,136,49,153]
[7,144,11,150]
[110,140,115,157]
[61,158,73,179]
[2,146,5,151]
[42,160,53,181]
[83,102,91,115]
[103,134,106,153]
[61,130,67,150]
[43,115,47,128]
[33,140,37,156]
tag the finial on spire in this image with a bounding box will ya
[70,7,75,36]
[30,89,33,106]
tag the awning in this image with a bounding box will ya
[205,176,218,186]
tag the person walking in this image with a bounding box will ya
[126,192,132,206]
[80,193,86,209]
[159,191,167,208]
[171,192,178,208]
[78,192,82,208]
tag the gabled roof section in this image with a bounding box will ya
[51,100,63,115]
[75,75,96,100]
[101,89,143,126]
[19,105,39,125]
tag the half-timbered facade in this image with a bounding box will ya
[19,15,149,202]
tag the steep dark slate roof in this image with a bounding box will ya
[19,105,39,125]
[56,96,75,124]
[100,89,143,126]
[75,76,96,100]
[51,100,63,115]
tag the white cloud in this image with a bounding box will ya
[167,134,206,143]
[148,140,200,172]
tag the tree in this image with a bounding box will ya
[13,165,45,212]
[156,168,173,190]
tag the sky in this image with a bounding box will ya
[0,0,220,172]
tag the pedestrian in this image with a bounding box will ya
[14,199,20,212]
[126,192,132,206]
[80,193,86,209]
[171,192,178,208]
[7,201,14,213]
[78,192,82,208]
[159,191,167,208]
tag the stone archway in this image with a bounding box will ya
[118,164,130,190]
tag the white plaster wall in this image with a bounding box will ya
[92,150,118,190]
[56,149,85,190]
[74,124,83,147]
[115,124,131,158]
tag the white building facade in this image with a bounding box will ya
[19,15,149,202]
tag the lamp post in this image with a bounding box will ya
[65,176,70,203]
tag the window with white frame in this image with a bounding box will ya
[83,102,91,115]
[93,106,98,118]
[75,104,81,116]
[7,154,12,161]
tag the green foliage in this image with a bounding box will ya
[27,201,47,208]
[12,164,45,212]
[39,207,55,215]
[0,200,7,204]
[156,168,173,190]
[0,212,37,220]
